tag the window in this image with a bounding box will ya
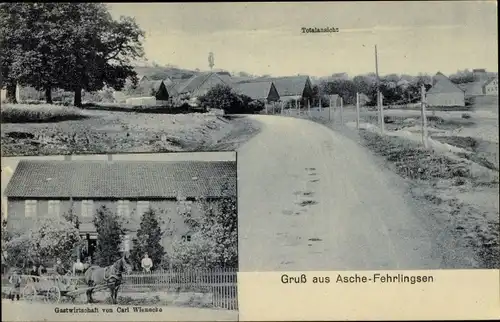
[136,201,150,216]
[120,234,130,252]
[24,200,37,218]
[181,234,191,242]
[81,200,94,217]
[117,200,130,218]
[47,200,60,217]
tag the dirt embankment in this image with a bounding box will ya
[1,111,260,156]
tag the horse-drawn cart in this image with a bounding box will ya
[21,273,85,303]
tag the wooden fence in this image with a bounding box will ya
[121,268,238,310]
[2,268,238,310]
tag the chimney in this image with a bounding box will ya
[107,154,113,161]
[64,155,72,161]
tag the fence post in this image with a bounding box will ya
[356,92,360,130]
[340,97,344,126]
[421,84,429,148]
[329,97,332,121]
[379,94,385,134]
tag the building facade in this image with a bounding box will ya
[484,77,498,96]
[427,72,466,107]
[4,159,237,260]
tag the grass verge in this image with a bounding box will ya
[1,104,87,123]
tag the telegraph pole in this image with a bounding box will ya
[375,45,384,134]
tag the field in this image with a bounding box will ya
[1,104,260,156]
[302,95,499,268]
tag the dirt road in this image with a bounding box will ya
[237,115,474,271]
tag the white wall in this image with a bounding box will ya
[485,79,498,96]
[426,92,465,107]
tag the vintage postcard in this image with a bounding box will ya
[1,1,499,321]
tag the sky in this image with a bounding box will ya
[107,1,498,77]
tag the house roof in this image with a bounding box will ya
[175,72,231,96]
[483,77,498,87]
[5,160,237,199]
[234,81,275,100]
[238,76,310,97]
[428,72,464,94]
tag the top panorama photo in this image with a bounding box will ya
[1,2,498,271]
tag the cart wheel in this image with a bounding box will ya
[45,286,61,304]
[22,284,37,302]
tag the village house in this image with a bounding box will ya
[483,77,498,96]
[236,75,314,106]
[233,81,280,103]
[457,69,496,97]
[174,72,232,99]
[427,72,465,107]
[4,157,237,260]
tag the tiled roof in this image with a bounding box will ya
[428,72,464,94]
[234,82,274,100]
[5,160,237,199]
[175,72,231,96]
[237,76,310,97]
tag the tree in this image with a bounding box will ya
[1,3,144,107]
[172,182,238,269]
[130,207,165,271]
[59,4,145,106]
[198,84,243,113]
[0,3,34,103]
[4,218,81,268]
[93,205,126,266]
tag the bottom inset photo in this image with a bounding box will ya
[1,152,238,322]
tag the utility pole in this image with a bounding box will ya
[421,84,429,148]
[340,97,344,125]
[375,45,384,134]
[356,92,360,130]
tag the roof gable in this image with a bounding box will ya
[175,73,231,96]
[5,160,237,199]
[428,73,464,94]
[234,81,275,100]
[237,76,310,97]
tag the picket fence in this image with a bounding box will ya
[121,268,238,310]
[57,268,237,310]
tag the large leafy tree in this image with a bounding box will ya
[60,4,144,106]
[172,181,238,269]
[93,205,126,266]
[130,207,165,271]
[0,3,144,106]
[0,3,31,103]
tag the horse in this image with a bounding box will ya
[84,256,132,304]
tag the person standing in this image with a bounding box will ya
[8,270,22,301]
[141,253,153,273]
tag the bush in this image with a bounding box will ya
[0,103,86,123]
[3,217,82,268]
[198,84,261,114]
[461,113,471,119]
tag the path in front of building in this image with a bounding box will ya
[1,299,238,321]
[237,115,460,271]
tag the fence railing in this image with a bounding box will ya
[2,268,238,310]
